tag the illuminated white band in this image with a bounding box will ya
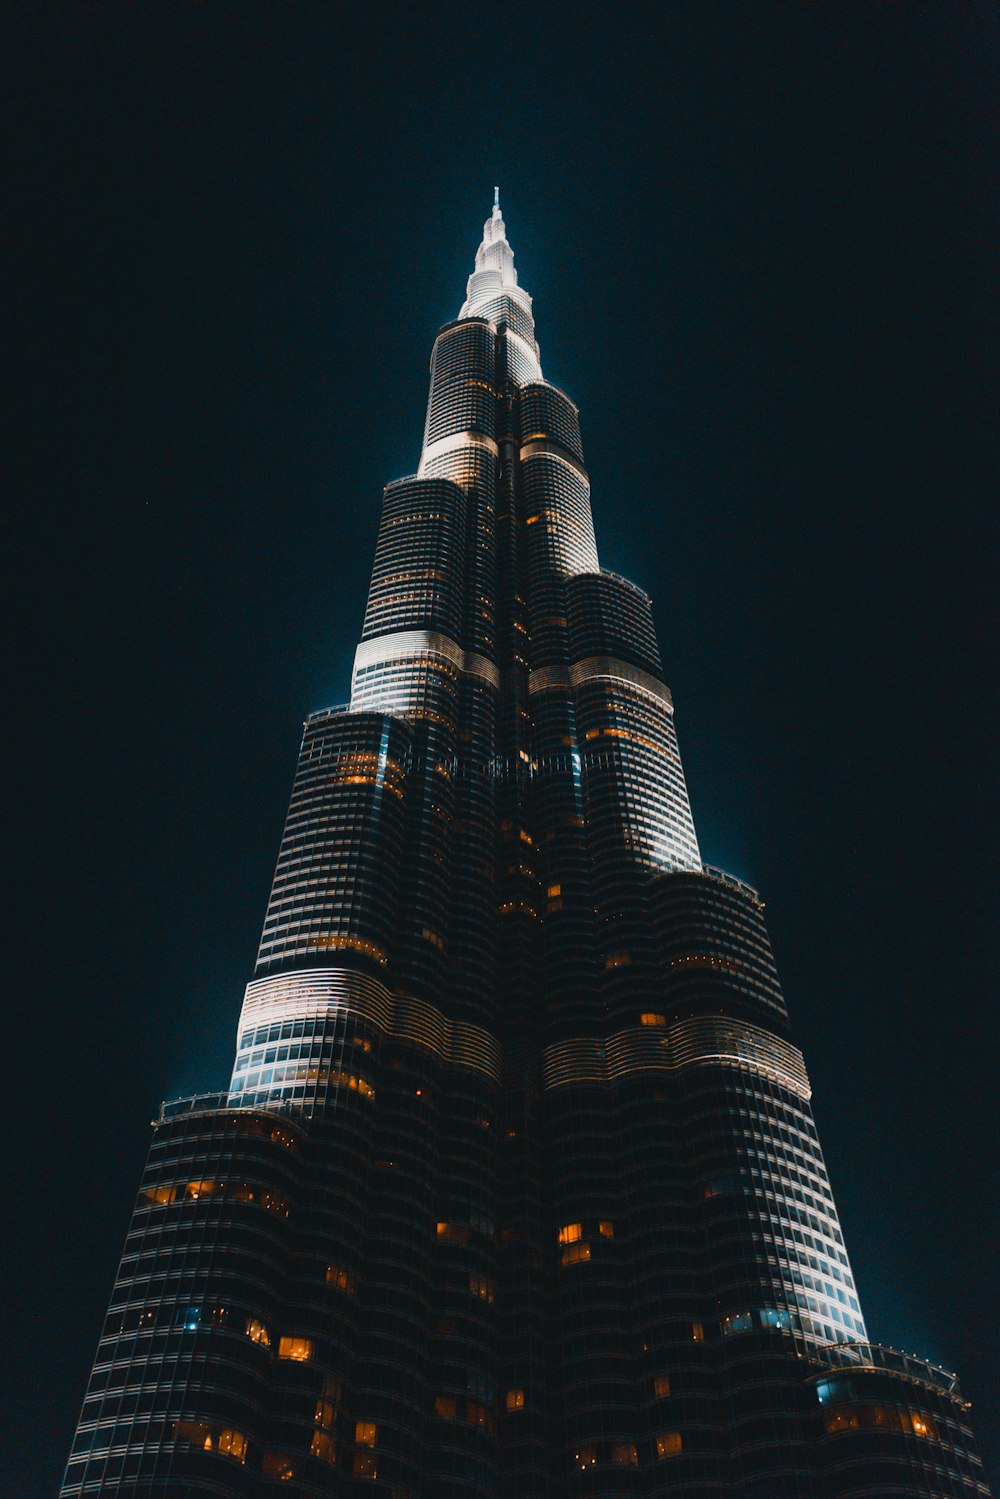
[353,630,500,690]
[542,1016,810,1099]
[419,431,499,474]
[233,969,501,1082]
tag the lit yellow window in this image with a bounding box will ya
[142,1183,179,1205]
[611,1442,638,1465]
[909,1410,938,1439]
[352,1451,377,1478]
[434,1394,457,1419]
[314,1399,336,1430]
[546,883,561,897]
[277,1336,313,1362]
[261,1452,297,1479]
[355,1421,377,1447]
[326,1264,357,1295]
[641,1012,666,1027]
[469,1272,495,1302]
[557,1222,583,1244]
[576,1444,597,1468]
[217,1429,247,1461]
[561,1241,591,1265]
[692,1322,704,1342]
[655,1431,682,1459]
[437,1222,470,1243]
[467,1401,494,1431]
[505,1388,525,1411]
[245,1316,270,1347]
[598,1220,614,1239]
[173,1420,212,1448]
[654,1373,671,1398]
[184,1179,220,1200]
[310,1430,336,1463]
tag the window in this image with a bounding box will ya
[655,1431,682,1459]
[561,1242,591,1265]
[598,1220,614,1238]
[909,1410,938,1439]
[434,1395,457,1419]
[217,1429,247,1461]
[326,1263,357,1294]
[691,1322,704,1342]
[310,1431,336,1463]
[314,1399,336,1430]
[353,1451,377,1478]
[505,1388,525,1411]
[654,1373,671,1398]
[557,1222,583,1244]
[546,883,561,897]
[261,1452,297,1479]
[604,953,630,970]
[173,1421,247,1463]
[245,1316,270,1347]
[575,1445,597,1469]
[640,1012,666,1027]
[437,1222,470,1243]
[278,1336,313,1362]
[611,1442,638,1465]
[355,1421,377,1447]
[469,1272,495,1302]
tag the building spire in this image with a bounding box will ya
[493,185,500,216]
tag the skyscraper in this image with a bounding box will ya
[62,193,990,1498]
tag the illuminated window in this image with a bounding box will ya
[278,1336,313,1362]
[352,1451,377,1478]
[576,1444,598,1469]
[310,1430,336,1464]
[640,1012,666,1027]
[557,1222,583,1244]
[505,1388,525,1411]
[654,1373,671,1398]
[436,1222,471,1244]
[245,1316,270,1346]
[217,1429,247,1461]
[184,1179,220,1200]
[173,1420,212,1448]
[604,953,630,970]
[469,1272,495,1302]
[909,1410,938,1439]
[314,1399,336,1430]
[692,1322,704,1342]
[561,1241,591,1265]
[598,1220,614,1238]
[173,1421,246,1463]
[467,1401,495,1431]
[142,1183,179,1205]
[611,1442,638,1465]
[261,1452,297,1479]
[546,883,561,897]
[326,1263,357,1295]
[434,1395,457,1419]
[655,1431,682,1459]
[355,1421,377,1447]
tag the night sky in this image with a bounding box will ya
[7,4,997,1491]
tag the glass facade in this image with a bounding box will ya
[62,194,992,1498]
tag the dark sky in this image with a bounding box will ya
[7,3,997,1492]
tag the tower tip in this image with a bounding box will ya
[493,185,500,215]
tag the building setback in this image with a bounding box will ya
[62,195,991,1498]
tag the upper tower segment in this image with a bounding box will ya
[459,190,542,384]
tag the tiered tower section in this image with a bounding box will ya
[61,196,991,1499]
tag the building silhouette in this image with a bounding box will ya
[62,194,991,1498]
